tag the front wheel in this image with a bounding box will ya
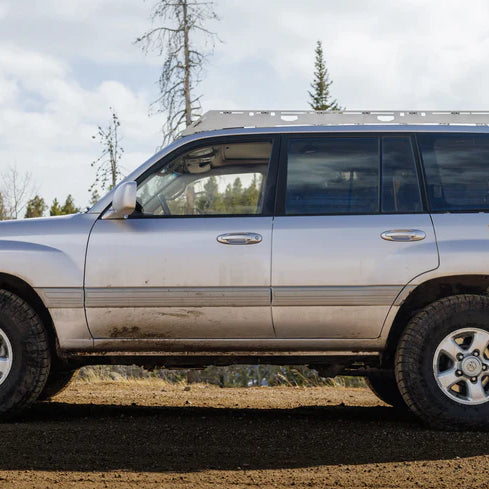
[0,290,51,418]
[38,369,77,401]
[395,294,489,430]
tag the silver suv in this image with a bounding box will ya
[2,110,489,429]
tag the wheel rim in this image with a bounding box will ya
[0,328,13,387]
[433,328,489,405]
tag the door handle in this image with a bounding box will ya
[381,229,426,242]
[217,233,262,245]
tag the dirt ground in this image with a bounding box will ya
[0,380,488,488]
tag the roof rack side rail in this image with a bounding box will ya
[180,110,489,136]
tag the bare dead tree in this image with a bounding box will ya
[0,165,34,219]
[0,193,6,221]
[91,108,124,192]
[136,0,219,146]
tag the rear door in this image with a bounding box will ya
[418,132,489,278]
[271,134,439,338]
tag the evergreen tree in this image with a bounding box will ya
[196,176,221,213]
[50,198,63,216]
[50,195,80,216]
[308,41,341,111]
[61,195,79,215]
[24,195,47,218]
[241,174,260,212]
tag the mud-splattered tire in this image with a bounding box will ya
[395,294,489,430]
[365,371,407,409]
[38,369,77,401]
[0,290,50,418]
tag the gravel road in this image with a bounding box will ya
[0,380,487,488]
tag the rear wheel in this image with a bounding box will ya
[396,294,489,430]
[365,371,406,408]
[0,290,50,418]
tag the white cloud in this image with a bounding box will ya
[3,0,489,211]
[0,42,160,209]
[210,0,489,109]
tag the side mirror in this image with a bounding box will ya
[102,181,137,220]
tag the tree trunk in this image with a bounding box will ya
[182,0,192,127]
[112,133,118,189]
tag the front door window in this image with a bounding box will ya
[136,141,273,216]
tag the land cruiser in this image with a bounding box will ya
[2,110,489,429]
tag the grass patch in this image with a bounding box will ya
[77,365,367,388]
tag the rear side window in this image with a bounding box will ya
[284,135,423,215]
[418,133,489,212]
[285,137,380,215]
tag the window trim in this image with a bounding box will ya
[411,134,430,212]
[127,134,281,219]
[275,132,427,217]
[380,134,424,214]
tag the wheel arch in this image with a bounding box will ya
[0,272,58,357]
[382,274,489,368]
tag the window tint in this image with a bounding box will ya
[285,137,379,215]
[382,137,422,213]
[136,141,272,216]
[418,134,489,211]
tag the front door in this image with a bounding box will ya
[271,134,439,338]
[85,136,278,340]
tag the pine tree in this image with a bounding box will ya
[50,196,80,216]
[25,195,47,218]
[308,41,341,111]
[196,176,220,213]
[61,195,79,215]
[50,198,62,216]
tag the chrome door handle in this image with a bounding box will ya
[217,233,262,245]
[381,229,426,242]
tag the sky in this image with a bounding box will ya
[2,0,489,211]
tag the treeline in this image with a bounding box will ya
[25,194,80,218]
[0,190,83,220]
[196,175,261,214]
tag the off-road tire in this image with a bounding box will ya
[0,290,50,418]
[365,371,407,409]
[395,294,489,430]
[38,369,77,401]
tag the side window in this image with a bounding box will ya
[381,137,423,213]
[285,137,379,215]
[418,133,489,212]
[136,140,272,216]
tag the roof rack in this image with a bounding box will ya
[181,110,489,136]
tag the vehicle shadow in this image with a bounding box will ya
[0,401,486,473]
